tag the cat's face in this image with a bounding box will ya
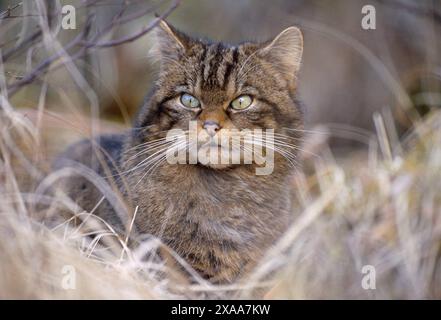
[135,21,304,170]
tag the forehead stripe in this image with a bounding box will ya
[222,47,239,89]
[202,44,218,83]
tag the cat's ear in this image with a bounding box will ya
[150,20,191,63]
[258,26,303,76]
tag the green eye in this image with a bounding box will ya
[231,95,253,110]
[180,93,200,108]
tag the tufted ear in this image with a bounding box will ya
[150,20,192,64]
[258,26,303,80]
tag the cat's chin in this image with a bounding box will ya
[197,162,234,170]
[190,145,241,170]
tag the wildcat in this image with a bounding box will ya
[54,20,304,283]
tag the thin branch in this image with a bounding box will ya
[5,0,181,96]
[84,0,181,48]
[0,0,101,63]
[0,2,22,19]
[1,29,42,61]
[6,14,94,96]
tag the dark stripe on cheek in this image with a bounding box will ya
[158,94,177,106]
[158,104,180,129]
[258,97,277,109]
[199,47,207,80]
[257,97,285,122]
[138,110,159,131]
[161,108,180,120]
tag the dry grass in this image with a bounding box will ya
[266,112,441,299]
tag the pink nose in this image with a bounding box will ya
[203,120,220,137]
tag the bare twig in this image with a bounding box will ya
[6,14,94,96]
[0,0,106,62]
[5,0,181,96]
[1,29,42,61]
[0,2,22,19]
[84,0,181,48]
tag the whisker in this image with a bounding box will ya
[133,155,167,188]
[243,139,301,168]
[236,50,262,81]
[272,132,305,141]
[126,137,169,152]
[282,127,329,135]
[125,140,174,162]
[251,136,320,158]
[135,139,190,170]
[133,140,193,188]
[126,130,190,152]
[130,144,176,173]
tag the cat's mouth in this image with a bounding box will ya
[194,138,238,169]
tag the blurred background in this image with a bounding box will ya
[1,0,441,155]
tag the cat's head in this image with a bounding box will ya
[133,20,304,172]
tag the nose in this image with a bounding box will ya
[203,120,221,137]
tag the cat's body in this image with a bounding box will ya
[54,21,304,283]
